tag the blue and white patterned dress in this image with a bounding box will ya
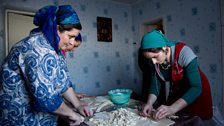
[0,31,73,126]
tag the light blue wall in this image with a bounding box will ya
[0,0,137,96]
[0,0,222,112]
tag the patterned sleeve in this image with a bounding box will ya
[20,37,72,112]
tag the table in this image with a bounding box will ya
[81,96,175,126]
[58,96,203,126]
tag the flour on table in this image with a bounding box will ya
[87,108,174,126]
[89,108,140,126]
[80,96,113,113]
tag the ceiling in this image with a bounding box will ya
[109,0,142,4]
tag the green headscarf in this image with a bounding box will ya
[141,29,175,49]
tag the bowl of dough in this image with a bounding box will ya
[108,88,132,104]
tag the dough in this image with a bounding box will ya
[87,108,175,126]
[88,108,139,126]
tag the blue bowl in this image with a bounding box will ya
[108,89,132,104]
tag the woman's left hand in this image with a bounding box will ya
[153,105,175,120]
[77,105,93,117]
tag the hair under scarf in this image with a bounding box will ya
[33,5,81,53]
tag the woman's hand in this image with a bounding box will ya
[153,105,175,120]
[67,113,85,126]
[77,105,93,117]
[153,98,187,120]
[140,104,153,117]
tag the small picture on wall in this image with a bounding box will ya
[97,16,112,42]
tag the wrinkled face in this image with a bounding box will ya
[57,28,81,52]
[143,49,166,64]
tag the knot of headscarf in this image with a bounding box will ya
[33,5,80,53]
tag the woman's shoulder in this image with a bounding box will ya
[179,45,197,67]
[9,31,55,57]
[28,31,54,50]
[12,31,44,49]
[29,30,45,42]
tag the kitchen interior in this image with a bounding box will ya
[0,0,224,125]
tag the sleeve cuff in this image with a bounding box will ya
[33,94,63,112]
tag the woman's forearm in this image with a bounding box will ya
[170,98,188,114]
[146,94,157,106]
[62,87,81,108]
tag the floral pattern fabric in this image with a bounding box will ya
[0,31,72,126]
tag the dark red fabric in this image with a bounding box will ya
[171,42,213,120]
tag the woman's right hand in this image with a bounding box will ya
[68,113,85,126]
[140,104,153,117]
[77,105,93,117]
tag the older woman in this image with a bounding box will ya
[0,5,92,126]
[140,29,213,120]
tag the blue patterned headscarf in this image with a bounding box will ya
[33,5,81,53]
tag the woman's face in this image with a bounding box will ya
[65,40,81,52]
[57,28,81,52]
[143,49,166,64]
